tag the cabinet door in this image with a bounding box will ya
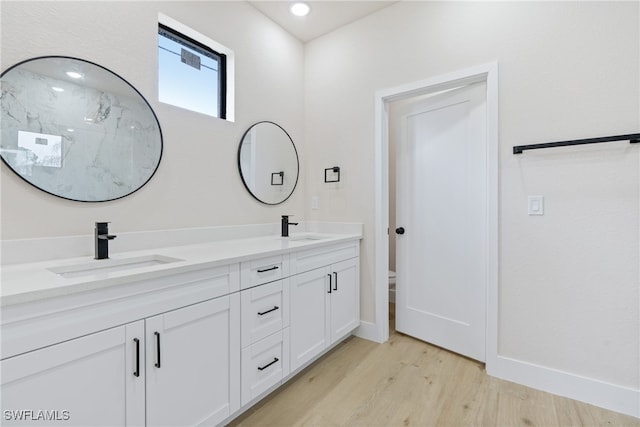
[289,266,330,372]
[145,294,240,427]
[1,321,145,427]
[330,258,360,344]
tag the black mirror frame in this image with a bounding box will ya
[237,121,299,206]
[0,55,164,203]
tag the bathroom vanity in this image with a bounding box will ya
[0,230,361,426]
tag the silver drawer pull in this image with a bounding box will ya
[258,306,280,316]
[257,357,279,371]
[257,266,279,273]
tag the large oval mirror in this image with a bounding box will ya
[238,121,299,205]
[0,56,163,202]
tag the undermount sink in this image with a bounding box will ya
[48,255,183,279]
[280,233,328,242]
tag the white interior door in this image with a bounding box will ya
[395,82,487,362]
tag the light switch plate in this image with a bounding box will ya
[311,196,319,210]
[528,195,544,215]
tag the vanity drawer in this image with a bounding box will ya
[241,328,289,406]
[240,255,288,289]
[241,280,289,348]
[291,242,359,275]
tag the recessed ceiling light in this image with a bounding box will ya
[51,87,64,92]
[66,71,82,79]
[290,2,310,17]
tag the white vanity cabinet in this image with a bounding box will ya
[328,257,360,344]
[1,233,362,426]
[1,264,241,427]
[289,243,360,373]
[239,255,291,406]
[1,294,240,427]
[289,266,331,371]
[145,294,240,426]
[238,242,360,404]
[1,322,145,426]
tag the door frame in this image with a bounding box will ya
[372,62,499,368]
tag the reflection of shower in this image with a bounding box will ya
[17,130,63,168]
[88,92,113,123]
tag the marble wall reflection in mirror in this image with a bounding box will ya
[0,56,163,202]
[238,121,299,205]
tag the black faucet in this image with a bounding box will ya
[95,222,117,260]
[281,215,299,237]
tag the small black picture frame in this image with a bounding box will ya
[324,166,340,183]
[271,171,284,186]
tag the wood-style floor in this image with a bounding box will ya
[229,305,639,426]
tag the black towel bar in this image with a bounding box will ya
[513,133,640,154]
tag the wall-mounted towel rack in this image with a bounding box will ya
[513,133,640,155]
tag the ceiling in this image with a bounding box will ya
[248,1,398,42]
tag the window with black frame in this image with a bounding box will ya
[158,23,227,119]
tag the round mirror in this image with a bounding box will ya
[0,56,163,202]
[238,121,299,205]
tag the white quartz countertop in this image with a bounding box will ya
[1,232,361,307]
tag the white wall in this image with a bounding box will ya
[2,0,638,416]
[304,0,639,410]
[0,1,305,239]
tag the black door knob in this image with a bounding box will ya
[395,227,405,235]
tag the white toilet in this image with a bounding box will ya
[388,270,397,303]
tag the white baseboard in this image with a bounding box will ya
[488,354,640,419]
[354,320,384,343]
[358,317,639,418]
